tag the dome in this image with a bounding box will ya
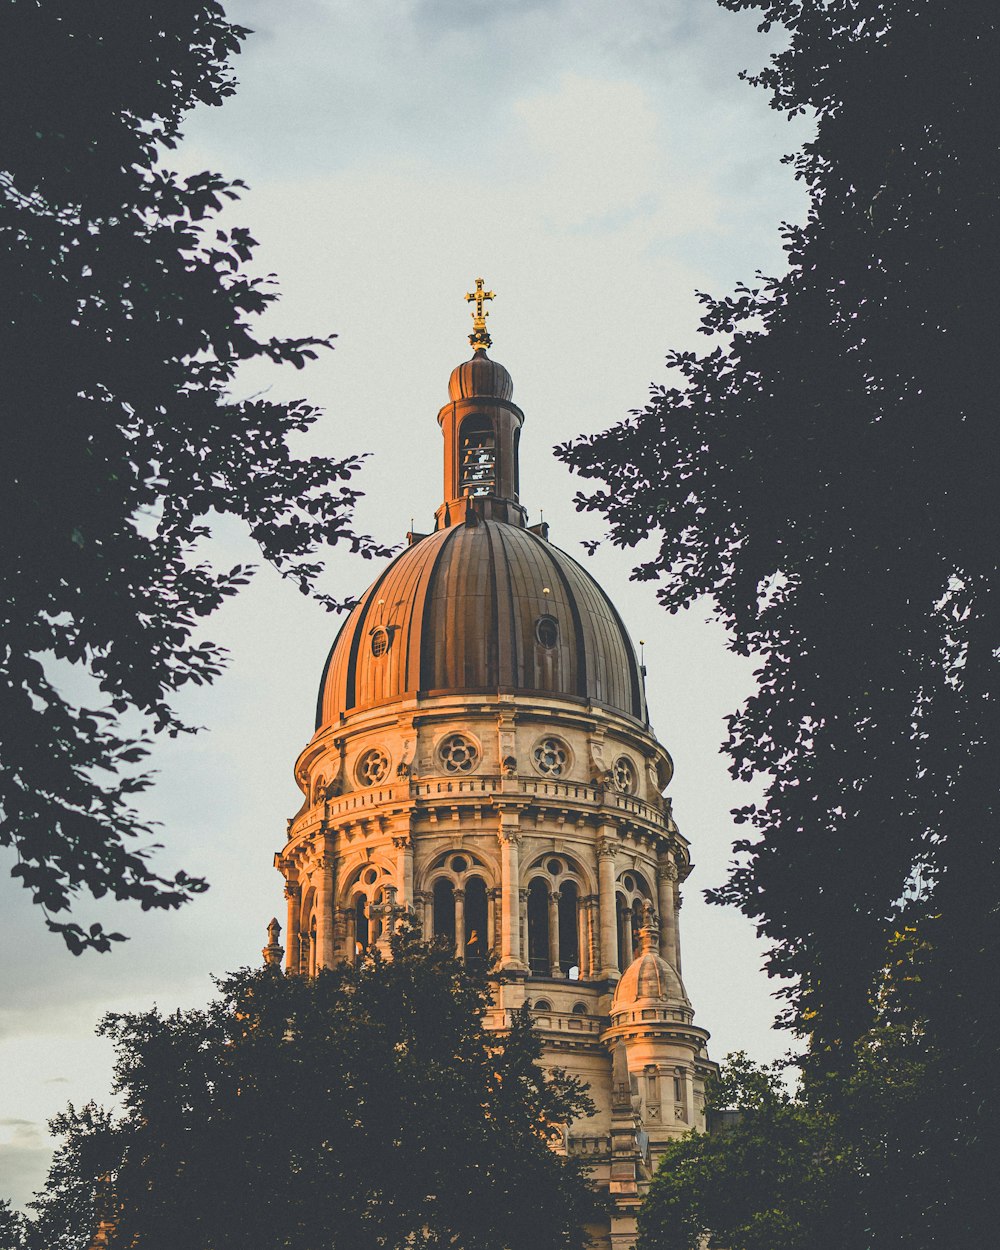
[315,518,647,728]
[612,946,688,1015]
[448,349,513,401]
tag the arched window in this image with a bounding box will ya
[464,876,489,968]
[433,878,456,944]
[572,1002,588,1015]
[533,999,552,1013]
[354,894,369,961]
[558,881,580,974]
[459,417,496,497]
[527,878,550,975]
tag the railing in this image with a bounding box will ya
[566,1135,610,1159]
[293,771,667,836]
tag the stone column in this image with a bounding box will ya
[316,857,336,969]
[598,834,620,980]
[498,819,526,970]
[488,886,500,953]
[657,858,680,968]
[584,895,598,980]
[392,834,414,912]
[674,885,683,976]
[619,900,634,968]
[283,882,301,974]
[418,891,433,941]
[548,890,563,977]
[454,888,466,962]
[578,898,590,980]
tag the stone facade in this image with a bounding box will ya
[272,332,715,1250]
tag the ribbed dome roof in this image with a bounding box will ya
[447,349,513,401]
[315,519,646,728]
[612,947,688,1013]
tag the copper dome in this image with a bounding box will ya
[315,518,647,728]
[447,348,513,401]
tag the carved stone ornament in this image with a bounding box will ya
[356,747,390,787]
[658,861,680,883]
[438,733,480,774]
[532,736,570,777]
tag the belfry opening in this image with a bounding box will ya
[272,281,716,1249]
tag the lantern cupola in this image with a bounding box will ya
[436,279,526,529]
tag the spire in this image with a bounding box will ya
[464,276,495,351]
[636,900,660,955]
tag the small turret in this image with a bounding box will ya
[262,917,284,968]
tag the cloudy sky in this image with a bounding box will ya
[2,0,812,1207]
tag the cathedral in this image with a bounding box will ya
[269,282,716,1250]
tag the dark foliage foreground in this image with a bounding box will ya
[560,0,1000,1244]
[4,926,598,1250]
[0,1,388,952]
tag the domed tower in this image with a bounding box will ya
[273,282,715,1250]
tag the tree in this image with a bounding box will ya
[15,926,598,1250]
[0,2,387,951]
[560,0,998,1090]
[637,931,937,1250]
[560,0,1000,1240]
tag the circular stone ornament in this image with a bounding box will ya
[356,747,390,786]
[612,755,637,794]
[532,736,570,777]
[438,733,480,774]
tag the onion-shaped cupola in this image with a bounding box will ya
[313,280,648,728]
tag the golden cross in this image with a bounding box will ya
[464,277,495,350]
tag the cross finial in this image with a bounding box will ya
[464,277,495,351]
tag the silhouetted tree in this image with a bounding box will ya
[0,2,386,951]
[638,929,937,1250]
[561,0,999,1241]
[16,927,598,1250]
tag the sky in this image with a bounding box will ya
[1,0,812,1208]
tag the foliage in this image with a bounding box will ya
[0,1,388,951]
[638,1011,935,1250]
[16,925,598,1250]
[560,1,1000,1242]
[559,0,999,1065]
[638,1055,849,1250]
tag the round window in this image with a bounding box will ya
[363,868,379,886]
[535,615,559,648]
[370,627,390,658]
[547,858,563,876]
[451,855,468,874]
[438,734,480,774]
[533,736,569,777]
[612,755,637,794]
[356,747,390,787]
